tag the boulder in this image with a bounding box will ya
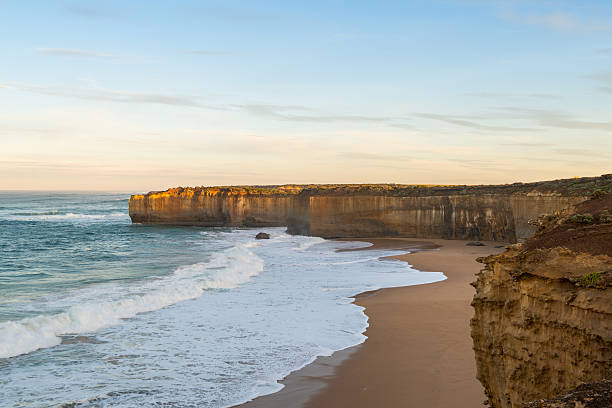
[255,232,270,240]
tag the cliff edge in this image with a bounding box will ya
[471,193,612,407]
[130,175,612,242]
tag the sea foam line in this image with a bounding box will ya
[4,212,128,222]
[0,244,264,359]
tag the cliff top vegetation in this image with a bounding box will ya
[134,174,612,199]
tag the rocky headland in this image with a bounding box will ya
[471,192,612,407]
[129,175,612,242]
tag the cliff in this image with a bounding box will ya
[130,175,611,242]
[471,193,612,407]
[129,186,304,227]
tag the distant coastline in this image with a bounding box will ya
[129,175,611,242]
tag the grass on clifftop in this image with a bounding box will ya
[139,174,612,198]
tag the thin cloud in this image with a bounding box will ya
[529,93,562,100]
[544,119,612,131]
[337,152,413,162]
[97,89,201,107]
[388,123,416,130]
[524,13,577,31]
[598,48,612,55]
[501,142,552,147]
[0,159,115,171]
[0,82,203,108]
[188,50,232,56]
[36,48,112,58]
[64,4,117,20]
[586,70,612,93]
[586,71,612,83]
[236,103,405,124]
[177,4,271,23]
[448,158,500,169]
[415,113,534,132]
[514,12,612,32]
[468,92,562,100]
[468,92,500,98]
[498,107,612,132]
[0,126,62,137]
[553,148,611,158]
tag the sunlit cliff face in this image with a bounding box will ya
[129,175,611,241]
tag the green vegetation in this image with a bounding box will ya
[590,189,606,200]
[543,214,560,223]
[600,210,612,223]
[579,271,603,288]
[152,174,612,198]
[567,213,594,224]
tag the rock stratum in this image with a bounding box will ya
[129,175,612,242]
[471,192,612,407]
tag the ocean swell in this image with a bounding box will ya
[0,244,264,359]
[4,212,129,222]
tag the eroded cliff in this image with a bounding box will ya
[298,193,582,241]
[129,186,303,227]
[471,194,612,407]
[130,175,611,242]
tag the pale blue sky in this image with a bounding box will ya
[1,0,611,190]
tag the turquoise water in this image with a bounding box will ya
[0,192,445,407]
[0,192,219,323]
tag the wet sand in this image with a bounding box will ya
[237,238,505,408]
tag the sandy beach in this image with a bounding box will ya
[239,238,505,408]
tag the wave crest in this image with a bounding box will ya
[4,212,128,222]
[0,244,264,359]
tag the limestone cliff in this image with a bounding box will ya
[297,194,582,241]
[471,194,612,407]
[129,186,303,227]
[130,175,611,242]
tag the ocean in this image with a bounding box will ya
[0,192,445,407]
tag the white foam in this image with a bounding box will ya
[326,256,384,265]
[0,244,264,359]
[292,236,326,251]
[3,228,448,407]
[5,212,128,222]
[243,241,261,248]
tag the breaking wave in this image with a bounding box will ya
[292,237,326,251]
[0,244,264,359]
[4,212,128,222]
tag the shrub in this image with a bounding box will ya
[590,189,605,200]
[579,271,603,288]
[600,210,612,223]
[566,213,594,224]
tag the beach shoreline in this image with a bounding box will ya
[237,237,505,408]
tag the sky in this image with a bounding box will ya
[1,0,611,191]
